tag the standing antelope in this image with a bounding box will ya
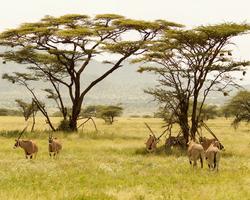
[187,140,205,168]
[13,126,38,159]
[48,133,62,158]
[205,141,221,171]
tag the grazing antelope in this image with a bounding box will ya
[48,133,62,158]
[187,140,205,168]
[205,141,221,171]
[13,126,38,159]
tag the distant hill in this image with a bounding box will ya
[0,57,249,115]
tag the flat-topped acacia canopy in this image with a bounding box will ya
[0,14,181,131]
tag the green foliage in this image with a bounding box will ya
[95,14,124,20]
[188,102,219,121]
[224,91,250,128]
[103,41,142,55]
[81,105,98,118]
[81,105,123,124]
[196,23,250,38]
[137,22,250,138]
[56,28,93,38]
[0,13,180,131]
[200,105,219,120]
[220,105,235,119]
[97,105,123,124]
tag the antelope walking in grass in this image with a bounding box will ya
[205,141,221,171]
[48,133,62,158]
[13,126,38,159]
[187,140,205,168]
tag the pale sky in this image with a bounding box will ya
[1,0,250,29]
[1,0,250,83]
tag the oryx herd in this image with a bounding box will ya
[13,127,62,159]
[13,124,223,172]
[145,122,224,171]
[187,138,224,171]
[145,133,224,171]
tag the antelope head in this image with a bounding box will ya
[48,132,54,144]
[13,139,20,149]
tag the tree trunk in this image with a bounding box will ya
[69,99,82,131]
[179,102,190,144]
[111,116,114,124]
[179,117,189,144]
[31,111,36,132]
[190,92,198,140]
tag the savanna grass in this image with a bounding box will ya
[0,116,249,200]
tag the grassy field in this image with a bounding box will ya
[0,116,249,200]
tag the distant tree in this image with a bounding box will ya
[188,103,219,121]
[0,14,180,131]
[137,23,250,142]
[154,107,174,121]
[200,105,219,121]
[80,105,97,118]
[15,99,39,132]
[220,104,234,119]
[225,91,250,128]
[97,105,123,124]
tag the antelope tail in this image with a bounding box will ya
[200,154,203,168]
[214,152,217,169]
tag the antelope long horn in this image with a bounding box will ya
[144,122,156,138]
[49,131,52,139]
[17,125,28,140]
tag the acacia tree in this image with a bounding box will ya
[97,105,123,124]
[137,23,250,142]
[225,90,250,128]
[0,14,181,131]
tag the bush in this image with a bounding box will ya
[57,119,71,132]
